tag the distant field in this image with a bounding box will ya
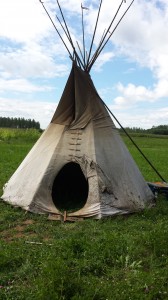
[0,128,41,193]
[0,128,168,299]
[122,134,168,182]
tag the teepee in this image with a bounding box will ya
[1,0,154,219]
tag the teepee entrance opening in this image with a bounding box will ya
[52,162,88,212]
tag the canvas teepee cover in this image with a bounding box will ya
[1,63,154,218]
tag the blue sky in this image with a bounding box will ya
[0,0,168,129]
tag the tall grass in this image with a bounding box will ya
[0,129,40,193]
[0,128,41,142]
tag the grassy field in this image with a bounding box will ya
[0,129,168,300]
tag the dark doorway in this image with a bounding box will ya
[52,162,88,212]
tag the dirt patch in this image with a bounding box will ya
[1,219,36,242]
[2,232,37,242]
[16,232,36,239]
[22,219,34,225]
[43,236,52,242]
[14,225,25,232]
[13,219,34,232]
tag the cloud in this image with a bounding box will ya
[0,78,53,93]
[0,0,50,42]
[0,98,57,129]
[114,78,168,106]
[0,0,70,82]
[113,0,168,80]
[0,44,69,79]
[115,83,154,105]
[110,105,168,129]
[93,52,115,72]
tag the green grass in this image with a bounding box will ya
[123,134,168,182]
[0,129,168,299]
[0,129,39,192]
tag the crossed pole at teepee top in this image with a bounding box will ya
[39,0,134,72]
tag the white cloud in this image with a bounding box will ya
[0,0,70,82]
[0,44,69,79]
[115,83,154,105]
[0,98,57,129]
[110,106,168,129]
[93,52,115,72]
[0,78,53,93]
[113,0,168,80]
[0,0,50,42]
[114,78,168,107]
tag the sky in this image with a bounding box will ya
[0,0,168,129]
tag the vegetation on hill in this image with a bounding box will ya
[0,116,40,130]
[0,128,41,142]
[119,124,168,135]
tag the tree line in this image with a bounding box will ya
[1,117,167,135]
[119,125,168,135]
[0,117,41,130]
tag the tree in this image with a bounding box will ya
[0,117,41,130]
